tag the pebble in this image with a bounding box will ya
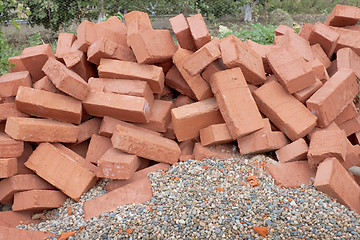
[15,154,360,239]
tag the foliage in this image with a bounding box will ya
[219,23,277,45]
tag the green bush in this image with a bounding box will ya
[219,23,277,45]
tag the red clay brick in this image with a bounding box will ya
[311,43,331,69]
[16,143,33,174]
[62,50,97,82]
[330,27,360,55]
[275,138,308,163]
[266,45,316,93]
[98,58,164,94]
[32,76,59,93]
[82,91,151,124]
[310,58,329,83]
[327,60,338,78]
[201,59,226,82]
[335,102,358,125]
[5,117,79,143]
[171,97,224,141]
[55,33,77,59]
[84,176,152,220]
[0,133,23,158]
[169,13,197,51]
[266,161,316,188]
[0,211,40,227]
[88,77,154,106]
[12,189,67,212]
[306,69,358,127]
[76,118,101,143]
[274,24,296,36]
[308,129,347,168]
[124,11,152,45]
[111,124,181,164]
[343,141,360,169]
[15,86,82,124]
[65,140,89,159]
[245,39,274,74]
[86,134,112,164]
[87,37,136,65]
[193,142,240,161]
[173,95,195,108]
[20,44,55,81]
[314,157,360,214]
[324,4,360,27]
[200,123,234,146]
[0,225,54,239]
[0,158,17,178]
[293,79,323,104]
[156,61,173,74]
[187,14,211,49]
[165,65,196,100]
[237,118,290,155]
[8,56,27,73]
[211,68,264,138]
[172,48,213,100]
[183,38,221,76]
[0,174,54,204]
[0,71,32,98]
[338,115,360,136]
[42,58,90,100]
[0,102,28,121]
[253,81,317,141]
[97,148,141,179]
[220,35,266,85]
[106,162,170,191]
[277,30,314,62]
[162,121,176,140]
[25,143,97,201]
[337,47,360,79]
[308,22,340,58]
[136,100,173,133]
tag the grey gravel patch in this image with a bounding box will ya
[18,155,360,239]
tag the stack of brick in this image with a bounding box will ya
[1,5,360,230]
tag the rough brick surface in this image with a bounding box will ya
[200,123,233,146]
[274,24,296,36]
[172,48,213,101]
[211,68,264,138]
[0,158,17,178]
[306,69,358,127]
[84,177,152,220]
[310,58,329,83]
[76,118,101,143]
[111,124,181,164]
[314,157,360,214]
[86,134,112,164]
[98,58,164,94]
[277,30,314,62]
[337,47,360,79]
[106,163,170,192]
[15,86,82,124]
[183,38,221,76]
[20,44,56,81]
[5,117,79,143]
[338,115,360,136]
[33,76,59,93]
[97,148,141,179]
[55,32,77,59]
[253,81,317,141]
[88,78,154,106]
[311,43,332,68]
[308,22,340,58]
[201,59,226,82]
[266,161,316,188]
[331,26,360,55]
[62,50,97,82]
[293,79,323,104]
[171,97,224,141]
[25,143,97,201]
[0,174,54,204]
[8,56,27,73]
[169,13,197,51]
[324,4,360,27]
[266,45,316,93]
[0,211,40,227]
[83,91,151,124]
[193,142,239,161]
[165,65,196,99]
[0,102,28,121]
[220,35,266,85]
[0,71,32,97]
[275,138,308,163]
[0,133,23,158]
[42,58,90,100]
[334,102,358,125]
[187,14,211,49]
[12,189,67,212]
[245,40,274,74]
[0,225,54,240]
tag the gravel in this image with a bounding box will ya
[17,154,360,239]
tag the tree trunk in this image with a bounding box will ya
[101,0,104,20]
[264,0,268,25]
[244,3,252,22]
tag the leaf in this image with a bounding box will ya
[11,19,20,30]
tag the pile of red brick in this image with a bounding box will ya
[1,4,360,238]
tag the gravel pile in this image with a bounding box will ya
[18,154,360,239]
